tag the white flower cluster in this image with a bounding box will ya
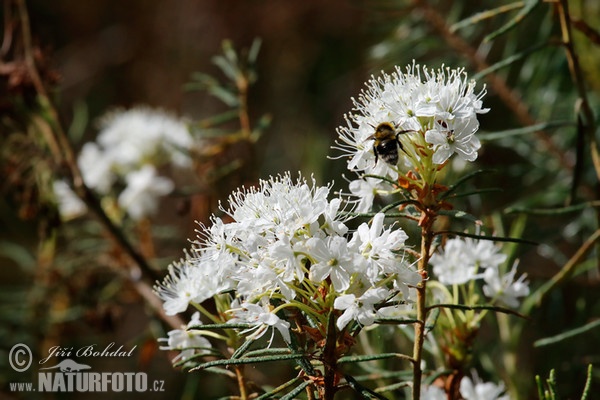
[334,62,488,211]
[156,173,420,345]
[429,236,529,308]
[54,107,193,220]
[422,376,509,400]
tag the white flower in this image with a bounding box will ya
[98,106,193,169]
[350,213,418,293]
[333,61,488,176]
[430,238,480,285]
[154,258,207,316]
[334,287,390,330]
[117,165,174,220]
[424,116,481,164]
[347,178,382,214]
[53,180,87,219]
[158,312,212,364]
[430,237,507,285]
[306,236,356,292]
[229,300,291,344]
[78,142,115,194]
[469,238,507,269]
[460,376,510,400]
[421,385,446,400]
[483,263,530,308]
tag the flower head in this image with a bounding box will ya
[158,312,213,365]
[430,236,506,285]
[333,62,488,210]
[483,263,530,308]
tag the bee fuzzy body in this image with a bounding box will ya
[367,122,406,166]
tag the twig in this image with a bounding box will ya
[556,0,600,181]
[15,0,179,328]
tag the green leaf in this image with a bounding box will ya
[345,374,389,400]
[67,100,89,144]
[427,303,529,319]
[280,381,311,400]
[443,188,503,201]
[437,209,481,224]
[338,352,413,364]
[534,319,600,347]
[230,337,256,359]
[243,348,292,358]
[190,353,307,371]
[472,41,550,81]
[247,38,263,65]
[505,201,600,216]
[207,85,239,107]
[450,2,525,32]
[434,230,538,246]
[188,322,254,330]
[255,376,302,400]
[479,121,575,141]
[484,0,541,42]
[212,52,240,83]
[441,169,496,200]
[582,364,593,400]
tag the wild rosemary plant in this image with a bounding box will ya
[155,63,529,399]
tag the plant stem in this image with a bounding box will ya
[323,310,338,400]
[234,365,248,400]
[412,211,435,400]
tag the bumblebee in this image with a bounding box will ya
[367,122,408,166]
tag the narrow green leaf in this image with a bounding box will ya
[444,188,503,200]
[67,100,89,143]
[284,324,317,376]
[255,376,301,400]
[231,337,256,359]
[441,169,496,200]
[479,121,574,141]
[212,53,240,83]
[373,317,419,325]
[450,2,524,32]
[248,38,263,65]
[547,369,558,400]
[437,209,481,224]
[190,353,306,371]
[427,303,529,319]
[338,352,413,364]
[534,319,600,348]
[472,41,549,81]
[207,86,239,107]
[425,306,440,334]
[484,0,541,42]
[222,39,239,65]
[243,348,292,358]
[362,173,400,186]
[535,374,546,400]
[505,201,600,216]
[188,322,254,330]
[280,381,311,400]
[582,364,593,400]
[195,110,240,129]
[345,374,389,400]
[434,230,538,246]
